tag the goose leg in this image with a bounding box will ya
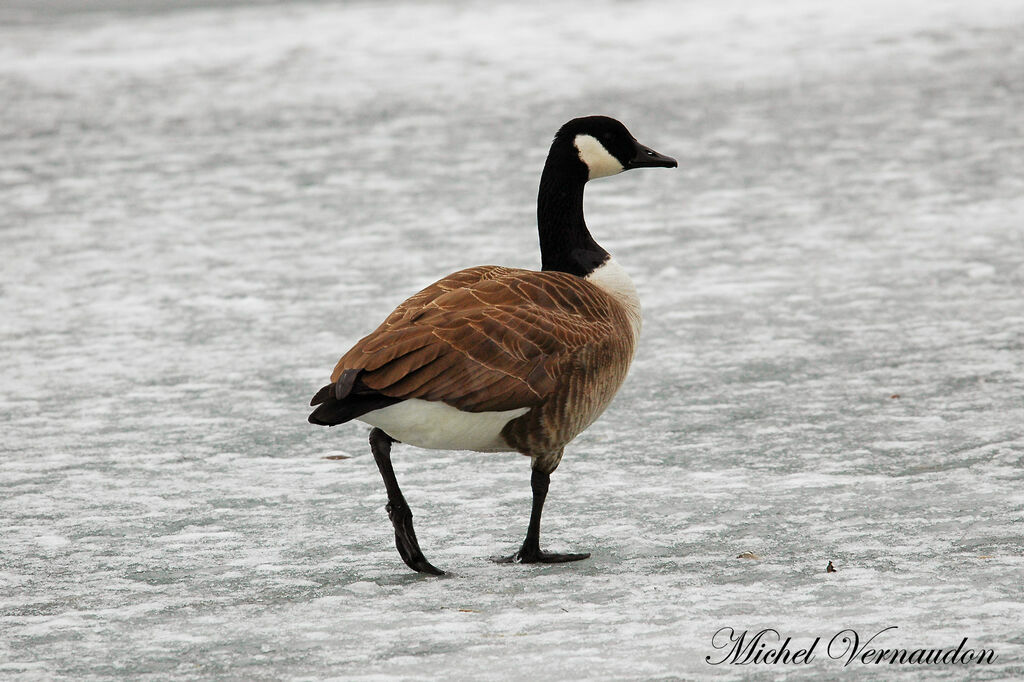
[368,428,444,576]
[496,468,590,565]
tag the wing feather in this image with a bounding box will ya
[328,265,632,413]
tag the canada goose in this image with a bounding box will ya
[309,116,676,575]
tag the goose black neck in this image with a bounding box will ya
[537,154,609,277]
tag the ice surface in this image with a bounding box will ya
[2,0,1023,679]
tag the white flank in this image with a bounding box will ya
[585,257,642,340]
[574,134,624,179]
[358,399,530,452]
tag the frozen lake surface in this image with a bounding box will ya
[2,0,1023,679]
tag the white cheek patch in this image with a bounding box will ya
[574,134,624,179]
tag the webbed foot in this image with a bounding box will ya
[493,545,590,565]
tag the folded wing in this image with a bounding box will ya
[318,265,627,416]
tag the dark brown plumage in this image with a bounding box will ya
[313,265,634,453]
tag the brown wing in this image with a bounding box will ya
[329,265,632,413]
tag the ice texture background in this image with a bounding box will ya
[2,0,1023,679]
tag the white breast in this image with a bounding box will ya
[585,257,643,341]
[358,399,529,452]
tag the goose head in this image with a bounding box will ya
[550,116,678,181]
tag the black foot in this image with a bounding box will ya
[387,501,444,576]
[494,549,591,565]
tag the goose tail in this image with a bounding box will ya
[308,369,401,426]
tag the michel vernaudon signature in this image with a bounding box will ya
[705,626,998,667]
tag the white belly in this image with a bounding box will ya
[358,399,529,452]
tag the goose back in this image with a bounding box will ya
[330,265,637,457]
